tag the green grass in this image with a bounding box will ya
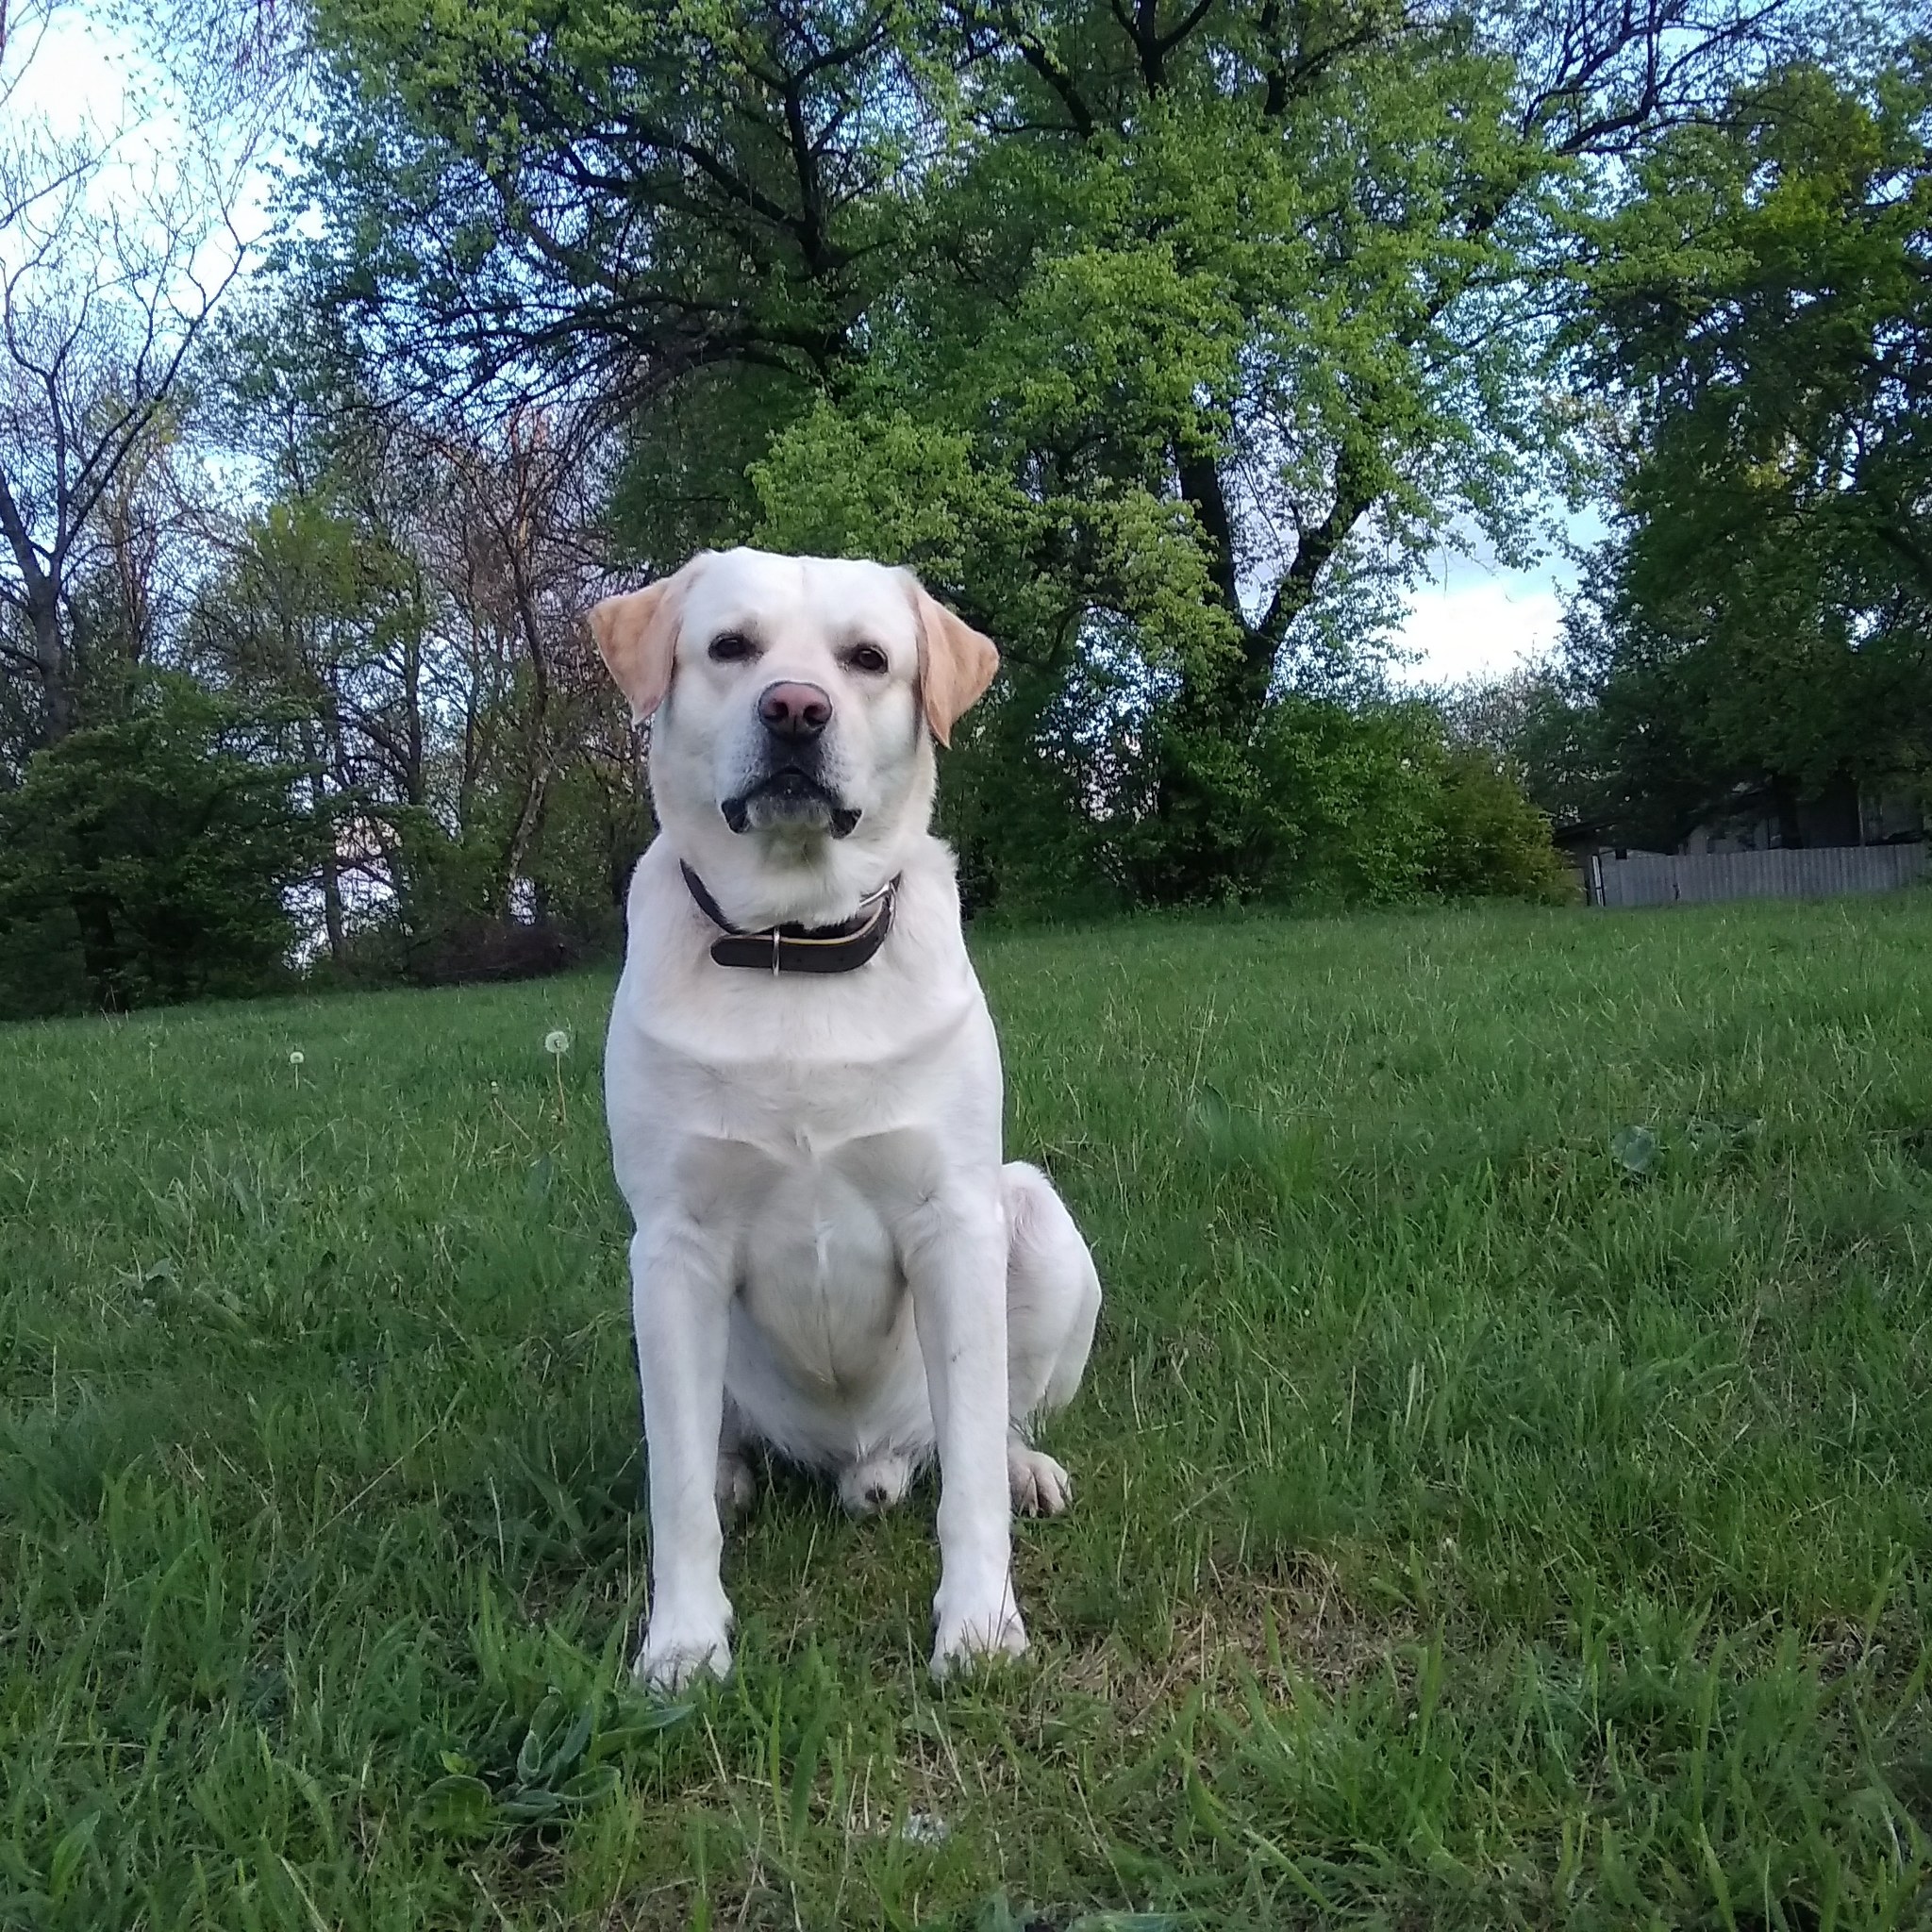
[5,896,1932,1930]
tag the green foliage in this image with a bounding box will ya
[1167,698,1437,907]
[6,0,1863,949]
[519,757,655,942]
[187,297,646,986]
[1234,705,1570,907]
[8,899,1932,1924]
[0,676,313,1018]
[1438,662,1607,833]
[299,0,1608,897]
[1424,744,1576,903]
[948,691,1565,918]
[748,406,1020,598]
[749,411,1563,909]
[1570,55,1932,839]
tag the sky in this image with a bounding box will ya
[6,4,137,139]
[1389,531,1587,691]
[13,2,1591,689]
[5,2,279,275]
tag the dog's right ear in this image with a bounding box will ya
[588,569,691,723]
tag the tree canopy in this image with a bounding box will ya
[1551,50,1932,846]
[299,0,1832,898]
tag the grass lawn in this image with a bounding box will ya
[5,895,1932,1929]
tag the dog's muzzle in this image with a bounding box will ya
[722,768,862,839]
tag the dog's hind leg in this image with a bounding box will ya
[716,1393,757,1518]
[1001,1162,1102,1517]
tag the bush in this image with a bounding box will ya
[939,691,1573,918]
[400,917,581,987]
[0,676,314,1018]
[1246,699,1445,906]
[1424,745,1576,904]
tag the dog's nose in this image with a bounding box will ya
[758,680,832,741]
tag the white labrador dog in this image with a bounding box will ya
[589,547,1102,1689]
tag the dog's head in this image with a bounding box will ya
[589,549,997,918]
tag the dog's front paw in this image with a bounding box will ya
[1008,1443,1073,1516]
[632,1619,732,1694]
[929,1602,1028,1679]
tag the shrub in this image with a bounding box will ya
[0,676,314,1018]
[1424,745,1576,903]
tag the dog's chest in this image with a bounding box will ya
[623,963,992,1161]
[674,1111,924,1393]
[743,1147,903,1384]
[636,1025,984,1392]
[609,928,1003,1400]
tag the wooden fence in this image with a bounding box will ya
[1589,843,1929,908]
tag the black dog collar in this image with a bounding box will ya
[680,862,898,974]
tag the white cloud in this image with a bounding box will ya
[4,3,283,277]
[1385,506,1605,690]
[1391,569,1568,688]
[8,8,154,152]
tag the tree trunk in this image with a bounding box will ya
[403,609,426,806]
[500,764,549,916]
[72,886,123,1010]
[499,533,554,916]
[31,588,77,742]
[0,469,78,744]
[300,718,347,964]
[319,839,347,962]
[1141,438,1374,902]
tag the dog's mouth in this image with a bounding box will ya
[723,768,862,840]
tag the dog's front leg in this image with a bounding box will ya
[628,1218,735,1691]
[906,1186,1024,1674]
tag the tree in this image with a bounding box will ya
[0,675,313,1016]
[301,0,1826,903]
[1568,54,1932,843]
[0,0,287,756]
[190,300,647,970]
[1438,658,1607,830]
[185,469,421,965]
[1424,741,1574,900]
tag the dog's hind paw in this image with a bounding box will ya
[1008,1443,1073,1517]
[715,1452,757,1517]
[839,1450,913,1516]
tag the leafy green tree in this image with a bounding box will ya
[301,0,1813,902]
[1438,659,1608,832]
[195,299,646,974]
[1571,55,1932,842]
[189,477,422,962]
[0,675,314,1016]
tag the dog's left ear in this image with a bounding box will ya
[588,567,693,723]
[903,575,999,747]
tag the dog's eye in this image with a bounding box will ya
[708,631,757,663]
[845,643,889,675]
